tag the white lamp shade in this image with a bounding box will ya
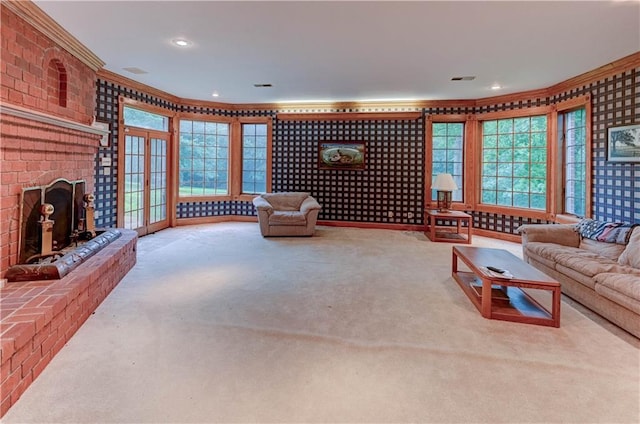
[431,173,459,191]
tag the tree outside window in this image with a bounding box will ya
[562,108,586,217]
[432,122,464,202]
[481,115,547,210]
[242,123,268,194]
[179,120,229,196]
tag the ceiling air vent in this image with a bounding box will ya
[123,67,148,75]
[253,83,273,88]
[451,76,476,81]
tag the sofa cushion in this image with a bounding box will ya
[618,227,640,269]
[525,242,613,269]
[523,244,558,270]
[524,242,576,262]
[594,273,640,315]
[553,251,620,277]
[518,224,580,246]
[261,192,309,211]
[579,238,626,261]
[554,264,599,290]
[269,211,307,226]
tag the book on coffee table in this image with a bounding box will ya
[469,278,510,303]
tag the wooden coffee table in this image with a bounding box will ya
[451,246,561,327]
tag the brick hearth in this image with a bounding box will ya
[0,229,137,417]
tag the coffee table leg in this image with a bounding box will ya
[552,286,561,327]
[452,250,458,273]
[481,278,492,318]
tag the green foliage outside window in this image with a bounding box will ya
[179,120,229,196]
[432,122,464,202]
[123,106,168,131]
[564,108,586,217]
[242,124,268,194]
[481,115,547,210]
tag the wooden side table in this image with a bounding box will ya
[425,209,472,244]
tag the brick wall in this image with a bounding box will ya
[0,6,100,279]
[1,6,96,125]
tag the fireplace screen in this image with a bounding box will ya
[18,179,85,263]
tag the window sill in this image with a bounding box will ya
[178,195,233,203]
[474,204,549,220]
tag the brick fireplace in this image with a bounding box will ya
[0,3,137,416]
[1,2,103,278]
[1,112,102,275]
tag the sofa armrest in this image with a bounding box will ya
[517,224,580,247]
[252,196,273,213]
[300,196,321,214]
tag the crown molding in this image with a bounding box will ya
[97,69,181,105]
[548,51,640,96]
[3,0,104,71]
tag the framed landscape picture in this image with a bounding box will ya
[319,142,366,170]
[607,124,640,163]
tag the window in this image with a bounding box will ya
[242,123,268,194]
[432,122,464,202]
[179,120,229,196]
[176,116,271,201]
[124,106,169,131]
[481,115,548,210]
[560,108,587,217]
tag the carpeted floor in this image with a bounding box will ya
[4,223,639,423]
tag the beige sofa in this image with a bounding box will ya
[518,222,640,338]
[252,192,322,237]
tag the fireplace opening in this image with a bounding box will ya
[7,178,121,282]
[19,179,86,263]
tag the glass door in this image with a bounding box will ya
[120,128,169,235]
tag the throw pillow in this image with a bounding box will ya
[577,218,602,239]
[618,227,640,268]
[577,219,637,244]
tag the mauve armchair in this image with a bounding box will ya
[252,192,322,237]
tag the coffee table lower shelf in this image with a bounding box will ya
[453,271,559,327]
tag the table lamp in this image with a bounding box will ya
[431,173,458,212]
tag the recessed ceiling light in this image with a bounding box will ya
[172,38,192,47]
[491,84,502,90]
[212,91,219,97]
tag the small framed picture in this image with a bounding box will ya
[318,142,366,170]
[607,124,640,163]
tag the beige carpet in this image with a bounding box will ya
[4,223,639,423]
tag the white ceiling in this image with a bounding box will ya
[34,0,640,104]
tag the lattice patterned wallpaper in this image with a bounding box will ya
[95,66,638,232]
[588,68,639,223]
[274,117,424,225]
